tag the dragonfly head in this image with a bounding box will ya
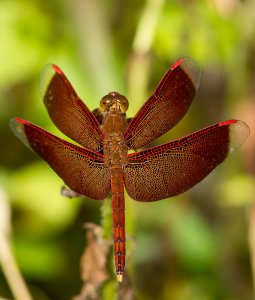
[100,92,129,113]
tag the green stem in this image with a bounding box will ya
[127,0,165,113]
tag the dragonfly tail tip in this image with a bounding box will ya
[117,274,123,282]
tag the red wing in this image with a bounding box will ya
[124,120,249,201]
[10,118,110,200]
[124,58,201,150]
[40,64,103,151]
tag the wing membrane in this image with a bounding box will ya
[124,58,201,150]
[124,120,249,201]
[40,64,103,151]
[10,118,110,200]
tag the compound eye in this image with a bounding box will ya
[100,96,111,111]
[119,95,129,112]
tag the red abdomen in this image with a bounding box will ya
[111,167,125,282]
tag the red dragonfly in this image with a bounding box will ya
[10,58,249,282]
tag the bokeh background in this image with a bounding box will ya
[0,0,255,299]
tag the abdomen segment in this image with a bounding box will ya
[111,167,126,282]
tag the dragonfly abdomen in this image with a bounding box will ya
[111,166,126,282]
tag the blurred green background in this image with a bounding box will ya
[0,0,255,299]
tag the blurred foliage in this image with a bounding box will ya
[0,0,255,299]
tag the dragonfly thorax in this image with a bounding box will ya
[103,132,128,167]
[101,95,129,166]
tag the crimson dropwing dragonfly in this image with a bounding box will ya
[10,58,249,282]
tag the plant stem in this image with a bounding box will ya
[127,0,165,112]
[0,188,33,300]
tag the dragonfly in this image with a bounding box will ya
[10,58,249,282]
